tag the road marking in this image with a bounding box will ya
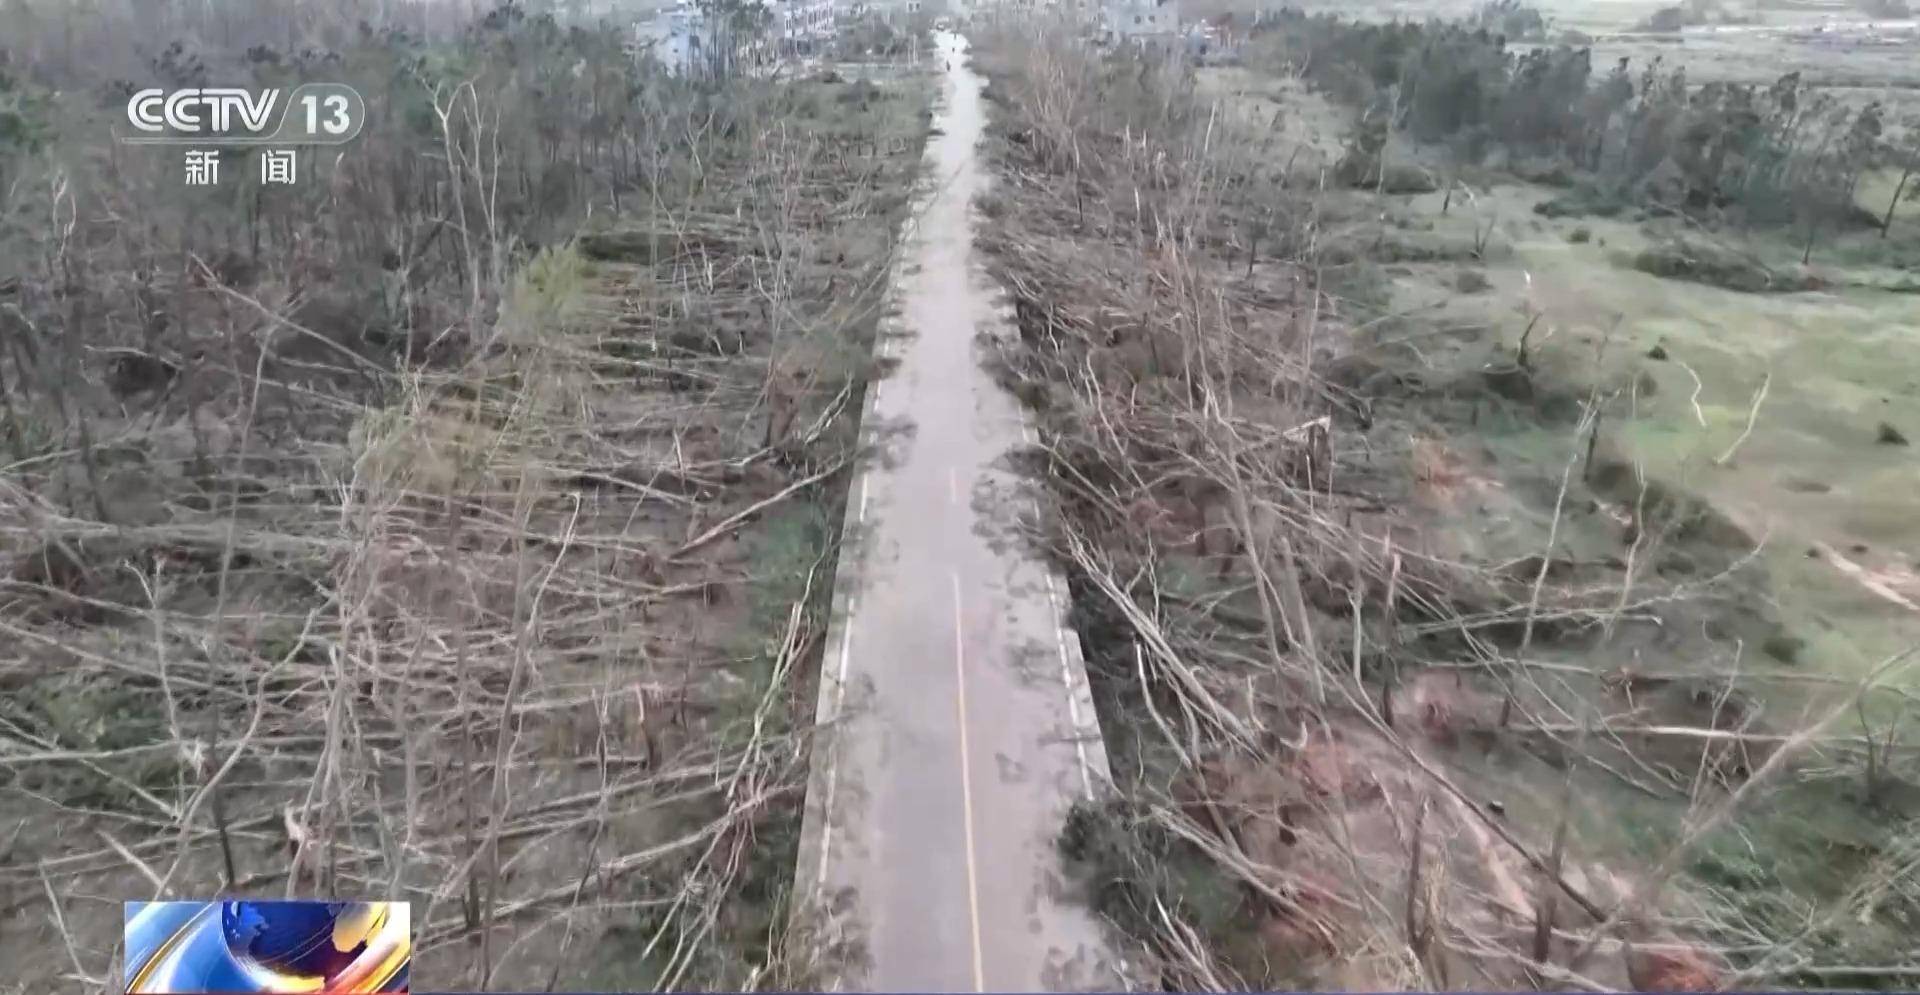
[1042,572,1097,800]
[1011,419,1099,798]
[950,572,987,994]
[857,476,869,525]
[817,596,857,890]
[1018,418,1098,800]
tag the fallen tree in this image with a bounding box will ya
[970,22,1920,992]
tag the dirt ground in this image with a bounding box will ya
[1371,178,1920,666]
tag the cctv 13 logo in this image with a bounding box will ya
[122,83,366,145]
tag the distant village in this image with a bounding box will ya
[628,0,1247,74]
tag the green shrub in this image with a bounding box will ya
[1535,187,1631,219]
[1630,237,1819,293]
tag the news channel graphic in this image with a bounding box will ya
[123,900,409,994]
[116,84,367,188]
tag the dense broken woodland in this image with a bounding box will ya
[0,1,929,988]
[5,0,1918,990]
[973,18,1919,992]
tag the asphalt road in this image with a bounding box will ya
[796,32,1123,993]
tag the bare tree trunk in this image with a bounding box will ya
[0,338,27,466]
[1405,796,1430,966]
[49,176,113,523]
[1882,158,1914,239]
[1858,696,1884,806]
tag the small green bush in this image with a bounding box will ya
[1630,237,1818,293]
[1456,268,1493,293]
[1535,187,1631,219]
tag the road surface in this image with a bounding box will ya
[795,31,1124,993]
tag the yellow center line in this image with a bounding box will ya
[951,570,987,993]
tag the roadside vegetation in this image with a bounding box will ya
[973,4,1920,989]
[1253,3,1916,268]
[0,0,930,989]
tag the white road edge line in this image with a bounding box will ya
[1026,442,1097,800]
[1043,571,1096,800]
[951,572,988,994]
[817,595,857,890]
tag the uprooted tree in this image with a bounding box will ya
[968,19,1920,991]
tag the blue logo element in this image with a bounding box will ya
[224,902,365,981]
[124,900,410,993]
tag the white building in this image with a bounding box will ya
[642,0,840,75]
[1101,0,1178,43]
[634,2,706,74]
[856,0,941,18]
[772,0,837,46]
